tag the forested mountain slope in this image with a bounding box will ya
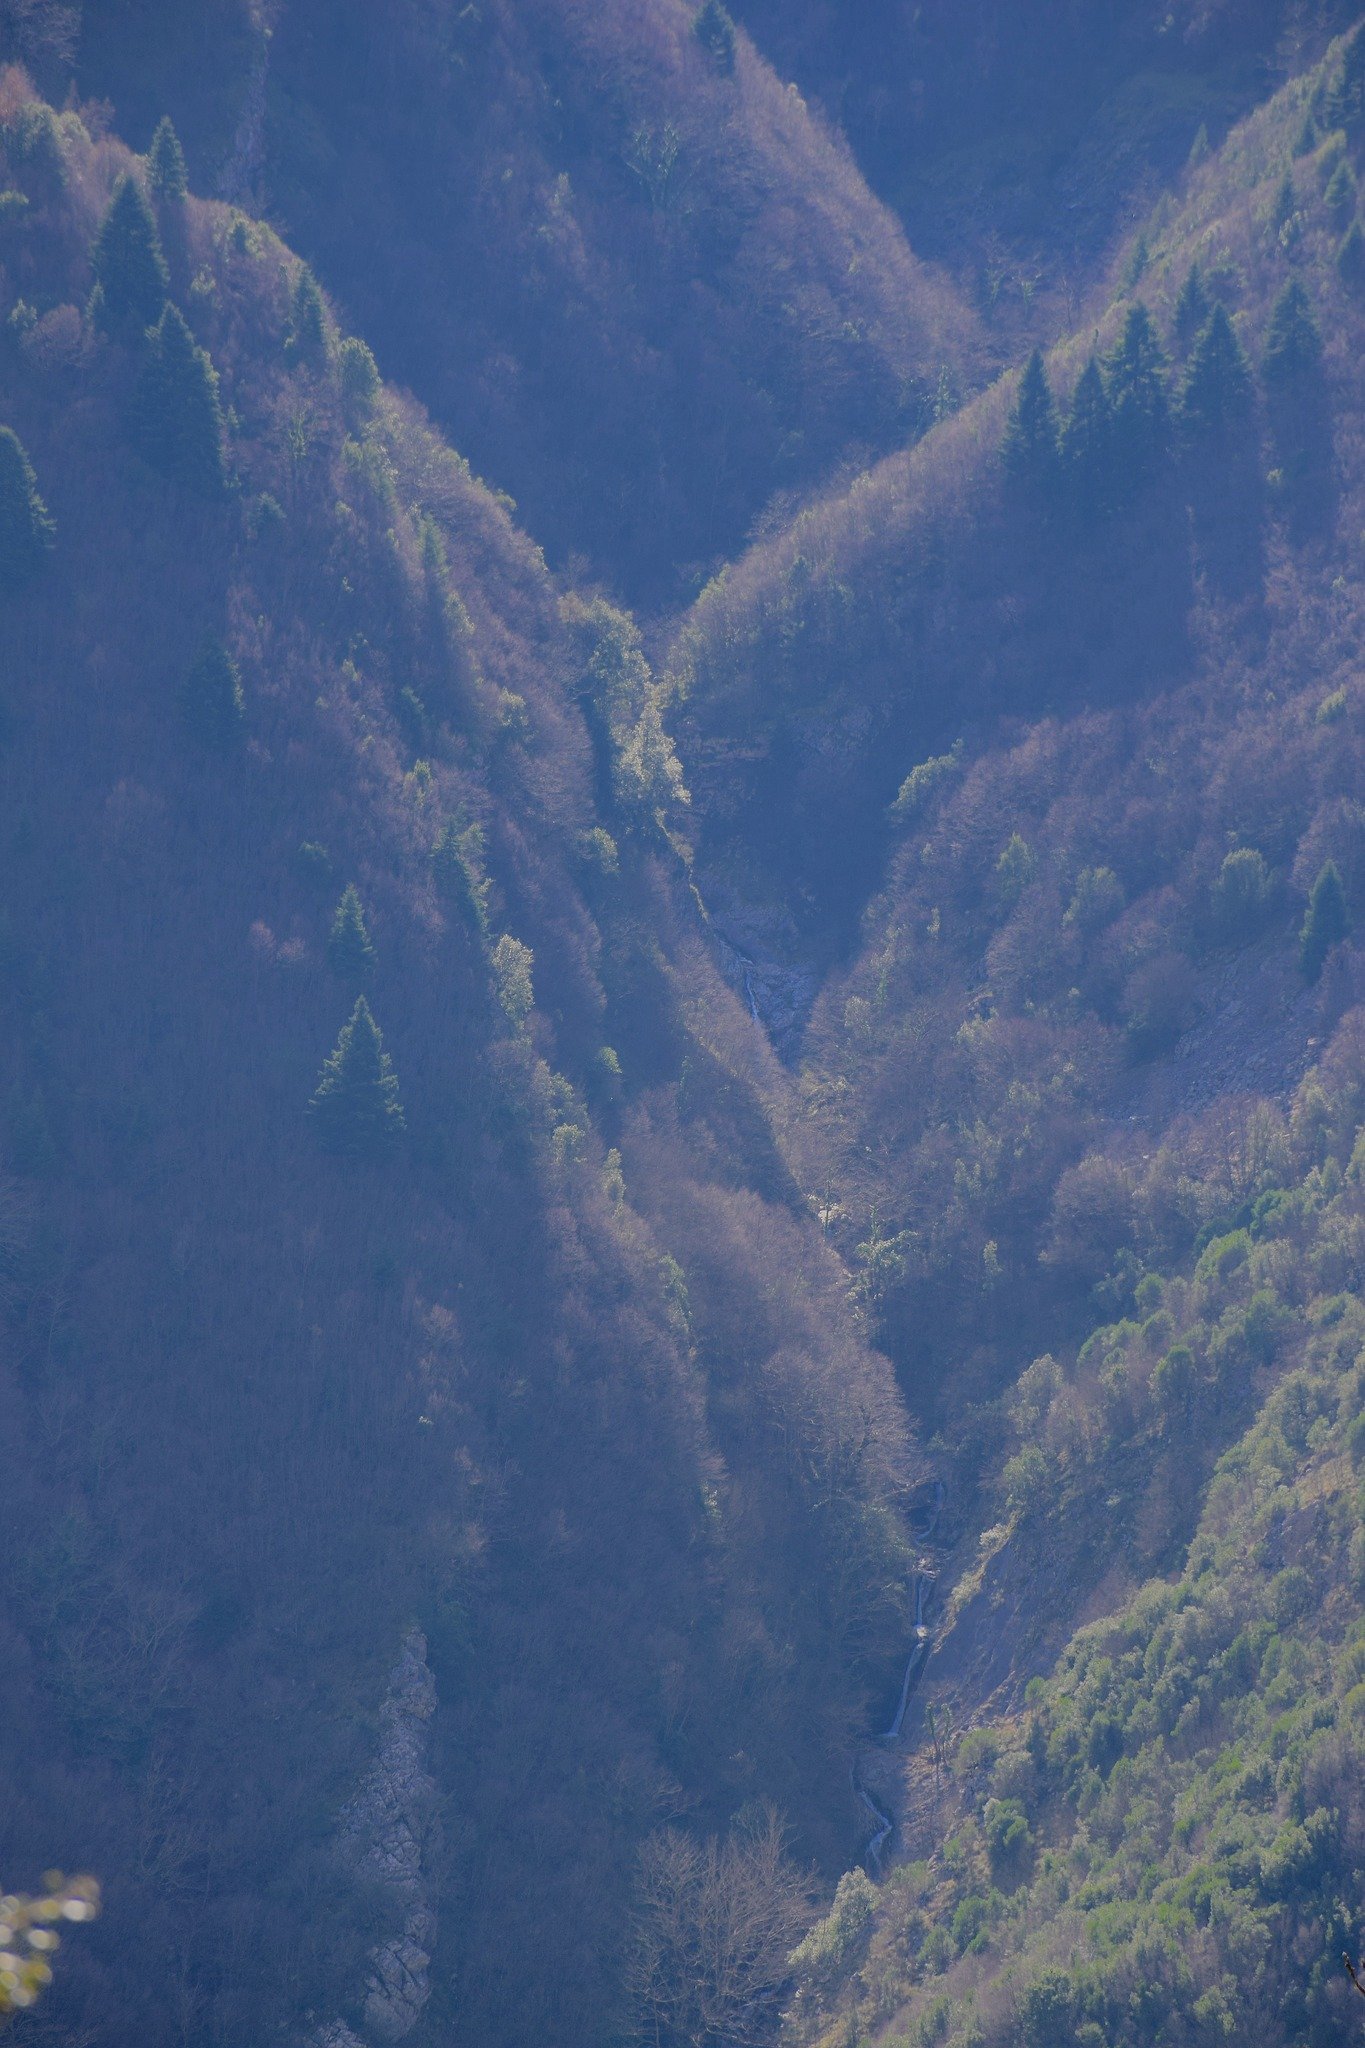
[73,0,982,605]
[786,1029,1365,2048]
[726,0,1357,313]
[0,78,913,2048]
[7,6,1365,2048]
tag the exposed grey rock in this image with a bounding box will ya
[315,1628,439,2045]
[311,2023,366,2048]
[362,1925,435,2043]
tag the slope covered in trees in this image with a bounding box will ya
[787,1024,1365,2048]
[9,7,1365,2048]
[0,77,913,2048]
[71,0,981,605]
[726,0,1357,316]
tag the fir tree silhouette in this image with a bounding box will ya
[309,997,405,1155]
[90,173,167,339]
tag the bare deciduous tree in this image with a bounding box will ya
[627,1805,812,2048]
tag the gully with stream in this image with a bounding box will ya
[852,1480,944,1873]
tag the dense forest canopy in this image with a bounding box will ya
[3,5,1365,2048]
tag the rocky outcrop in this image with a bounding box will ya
[313,1628,439,2046]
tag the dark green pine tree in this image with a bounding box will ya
[147,116,188,204]
[433,820,490,937]
[0,426,54,593]
[1178,304,1254,445]
[327,883,376,983]
[131,302,226,493]
[1301,860,1349,982]
[1324,157,1357,227]
[1339,219,1365,296]
[181,638,244,749]
[1001,349,1060,502]
[286,265,328,367]
[90,172,168,339]
[1104,302,1169,493]
[309,997,405,1155]
[1329,21,1365,135]
[1261,278,1322,388]
[693,0,737,73]
[1172,263,1211,356]
[1060,357,1113,519]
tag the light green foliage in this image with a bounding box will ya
[890,743,962,827]
[1209,846,1272,942]
[1300,859,1348,981]
[147,115,188,204]
[492,934,534,1028]
[7,103,66,193]
[308,997,405,1154]
[561,594,687,828]
[433,819,490,937]
[1063,865,1124,937]
[995,832,1036,905]
[0,426,54,592]
[789,1868,876,1981]
[327,883,375,984]
[338,337,380,424]
[131,302,226,494]
[0,1875,99,2014]
[818,1046,1365,2048]
[286,264,329,367]
[90,172,167,338]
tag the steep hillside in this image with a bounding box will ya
[0,78,914,2048]
[668,31,1365,980]
[727,0,1356,317]
[70,0,982,607]
[786,1025,1365,2048]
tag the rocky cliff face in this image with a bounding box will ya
[320,1629,439,2044]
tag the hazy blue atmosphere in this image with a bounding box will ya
[4,4,1365,2045]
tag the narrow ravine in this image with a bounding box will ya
[853,1480,944,1871]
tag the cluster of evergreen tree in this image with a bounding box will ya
[88,142,225,494]
[1002,275,1321,526]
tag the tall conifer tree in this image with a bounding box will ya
[1178,305,1254,445]
[181,639,244,749]
[147,117,188,204]
[131,303,226,494]
[327,884,376,983]
[1301,861,1349,982]
[1061,357,1113,519]
[1172,264,1211,356]
[90,173,168,338]
[693,0,737,72]
[0,427,54,592]
[309,998,405,1155]
[1002,350,1060,503]
[1105,303,1169,491]
[1262,279,1322,388]
[286,266,328,367]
